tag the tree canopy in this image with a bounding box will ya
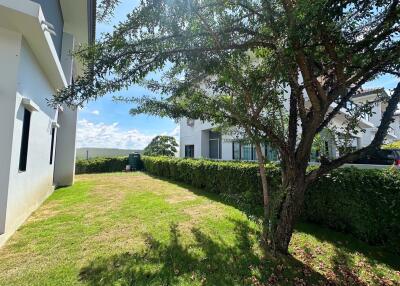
[143,135,178,157]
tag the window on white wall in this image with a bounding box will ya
[241,144,252,160]
[232,142,241,160]
[185,145,194,158]
[209,131,221,159]
[19,109,31,172]
[50,128,56,164]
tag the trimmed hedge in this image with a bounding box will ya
[142,156,400,253]
[304,168,400,251]
[75,157,128,174]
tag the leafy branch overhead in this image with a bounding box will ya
[53,0,400,254]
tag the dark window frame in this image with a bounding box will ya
[19,108,32,172]
[184,145,195,158]
[50,127,56,164]
[232,142,260,161]
[209,131,222,159]
[232,142,241,160]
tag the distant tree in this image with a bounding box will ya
[143,136,178,157]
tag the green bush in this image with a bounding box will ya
[142,156,400,253]
[304,168,400,250]
[75,157,129,174]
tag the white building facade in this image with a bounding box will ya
[0,0,95,246]
[180,89,400,161]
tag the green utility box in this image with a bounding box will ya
[128,153,143,171]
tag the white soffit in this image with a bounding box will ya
[0,0,67,89]
[21,98,39,112]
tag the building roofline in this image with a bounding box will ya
[88,0,96,44]
[353,88,386,98]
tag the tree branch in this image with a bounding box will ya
[307,81,400,186]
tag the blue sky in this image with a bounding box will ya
[77,0,178,149]
[76,0,399,150]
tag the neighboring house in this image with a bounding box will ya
[76,148,142,159]
[180,88,400,161]
[0,0,95,246]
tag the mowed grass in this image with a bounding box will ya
[0,173,399,286]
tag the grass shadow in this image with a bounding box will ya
[145,174,400,275]
[79,220,328,285]
[296,223,400,271]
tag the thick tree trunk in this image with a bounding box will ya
[271,166,307,254]
[254,143,270,245]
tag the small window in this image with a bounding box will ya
[185,145,194,158]
[265,144,279,161]
[209,131,221,159]
[241,144,252,160]
[50,127,55,164]
[232,142,241,160]
[19,109,31,172]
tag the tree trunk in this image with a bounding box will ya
[271,166,307,254]
[254,143,270,245]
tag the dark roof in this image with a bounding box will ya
[88,0,96,44]
[352,88,385,98]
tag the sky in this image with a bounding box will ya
[77,0,179,150]
[76,0,399,150]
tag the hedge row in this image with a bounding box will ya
[142,156,400,253]
[75,157,129,174]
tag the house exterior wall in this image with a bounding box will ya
[30,0,64,58]
[0,28,21,238]
[53,107,77,186]
[0,0,94,247]
[0,37,58,246]
[180,91,400,161]
[180,119,268,161]
[180,119,213,158]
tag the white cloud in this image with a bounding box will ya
[166,125,180,138]
[77,119,154,149]
[91,110,100,115]
[76,120,179,149]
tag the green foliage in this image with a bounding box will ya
[383,140,400,149]
[142,156,280,203]
[75,157,128,174]
[143,136,178,157]
[304,168,400,252]
[142,156,400,253]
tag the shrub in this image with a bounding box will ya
[304,168,400,251]
[383,140,400,149]
[142,156,400,253]
[75,157,129,174]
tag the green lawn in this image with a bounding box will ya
[0,173,398,285]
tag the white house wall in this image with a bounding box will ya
[53,107,77,186]
[0,28,21,238]
[221,135,233,160]
[181,118,268,160]
[180,119,213,158]
[0,38,58,246]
